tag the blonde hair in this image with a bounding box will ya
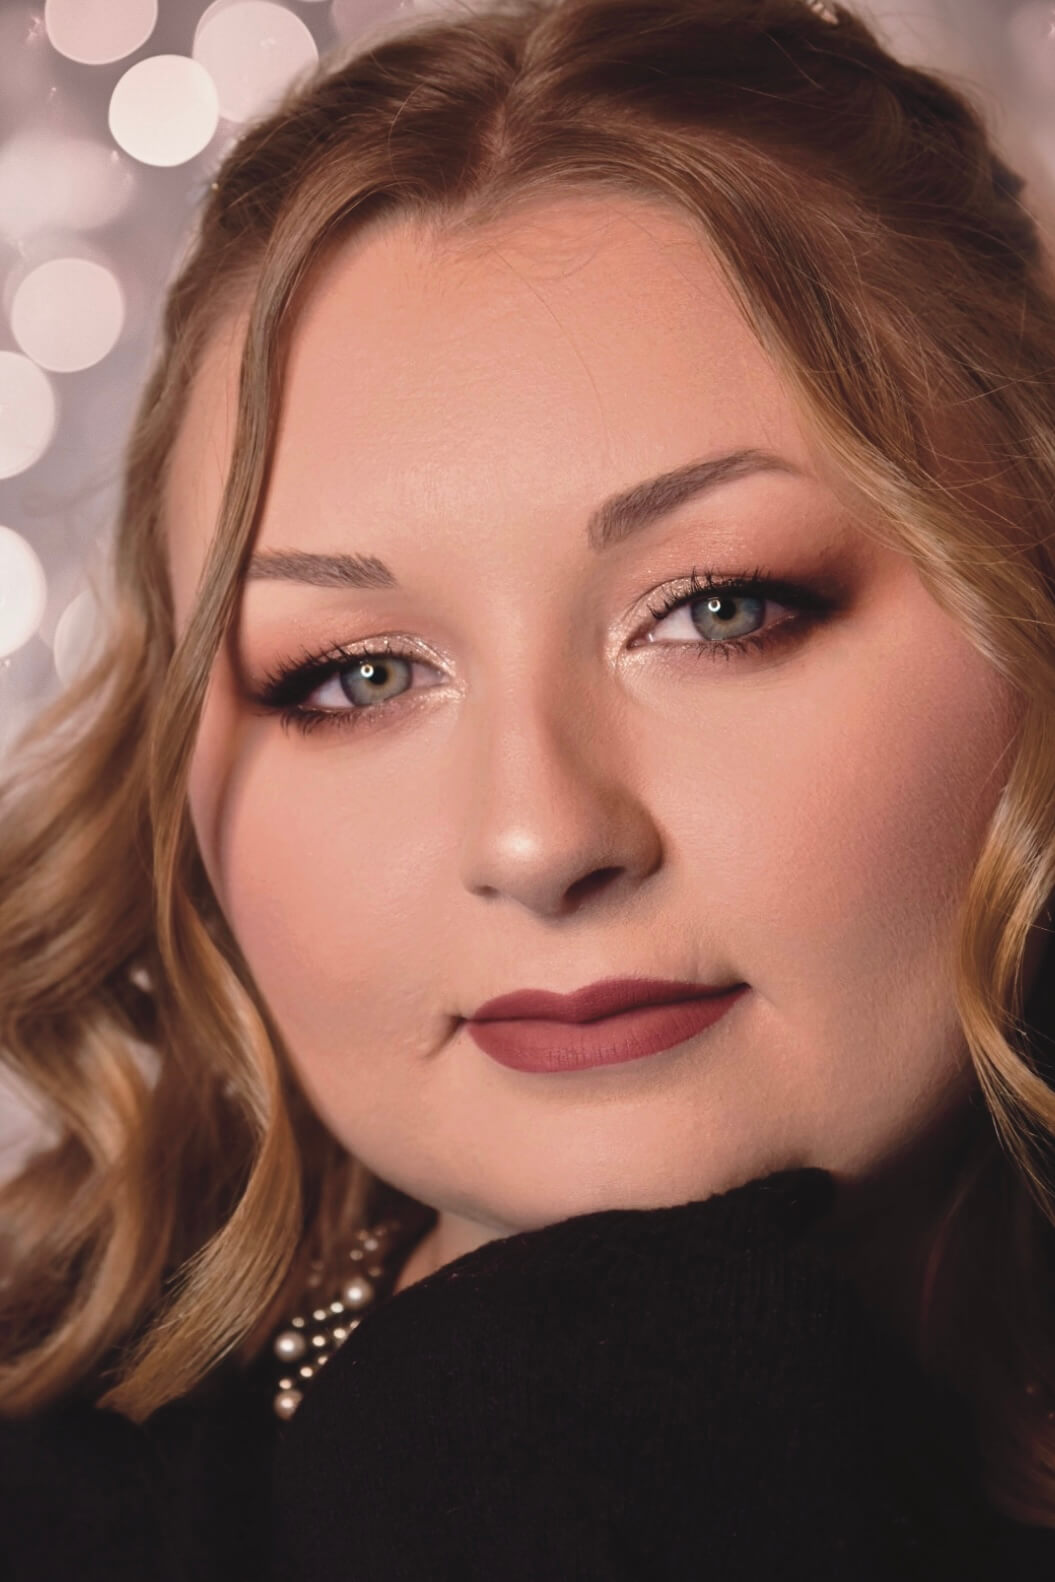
[2,0,1055,1525]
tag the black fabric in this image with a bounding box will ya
[1,1167,1054,1580]
[0,1351,279,1582]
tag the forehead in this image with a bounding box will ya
[164,191,824,623]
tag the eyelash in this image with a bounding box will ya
[250,563,832,738]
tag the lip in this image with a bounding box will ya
[464,978,748,1074]
[469,975,742,1023]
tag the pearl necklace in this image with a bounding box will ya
[269,1216,411,1420]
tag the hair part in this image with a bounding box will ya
[2,0,1055,1524]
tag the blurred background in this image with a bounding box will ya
[1,0,1054,1170]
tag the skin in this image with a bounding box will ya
[167,192,1040,1340]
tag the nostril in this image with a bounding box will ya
[567,867,623,904]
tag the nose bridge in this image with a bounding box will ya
[455,654,662,915]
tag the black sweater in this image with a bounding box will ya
[2,1168,1054,1580]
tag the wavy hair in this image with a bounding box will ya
[2,0,1055,1526]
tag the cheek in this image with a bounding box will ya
[195,721,445,1062]
[762,638,1011,968]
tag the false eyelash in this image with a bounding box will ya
[251,562,831,737]
[646,562,797,623]
[254,633,410,710]
[642,562,833,665]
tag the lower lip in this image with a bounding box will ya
[465,988,748,1074]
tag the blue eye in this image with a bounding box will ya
[250,562,833,738]
[642,564,825,662]
[252,636,442,737]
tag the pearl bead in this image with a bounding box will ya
[268,1215,406,1418]
[341,1275,375,1309]
[273,1329,308,1362]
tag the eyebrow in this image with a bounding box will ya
[245,446,803,589]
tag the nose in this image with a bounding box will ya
[456,678,663,919]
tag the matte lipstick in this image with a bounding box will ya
[464,975,747,1073]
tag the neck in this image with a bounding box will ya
[391,1210,507,1296]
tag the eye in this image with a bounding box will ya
[250,635,445,738]
[639,564,832,663]
[649,585,771,647]
[307,651,419,711]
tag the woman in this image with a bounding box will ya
[2,0,1055,1574]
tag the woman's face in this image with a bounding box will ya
[168,192,1023,1257]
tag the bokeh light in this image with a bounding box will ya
[11,259,126,373]
[193,2,319,124]
[53,587,104,689]
[0,132,136,243]
[0,526,47,660]
[0,353,57,480]
[44,0,158,66]
[109,54,220,167]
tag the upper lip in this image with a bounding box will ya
[468,976,744,1024]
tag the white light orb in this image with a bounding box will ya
[0,354,57,480]
[109,55,220,167]
[44,0,158,66]
[0,528,47,660]
[0,132,136,243]
[193,2,318,124]
[11,260,125,374]
[53,588,105,689]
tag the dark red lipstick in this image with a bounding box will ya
[465,975,747,1073]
